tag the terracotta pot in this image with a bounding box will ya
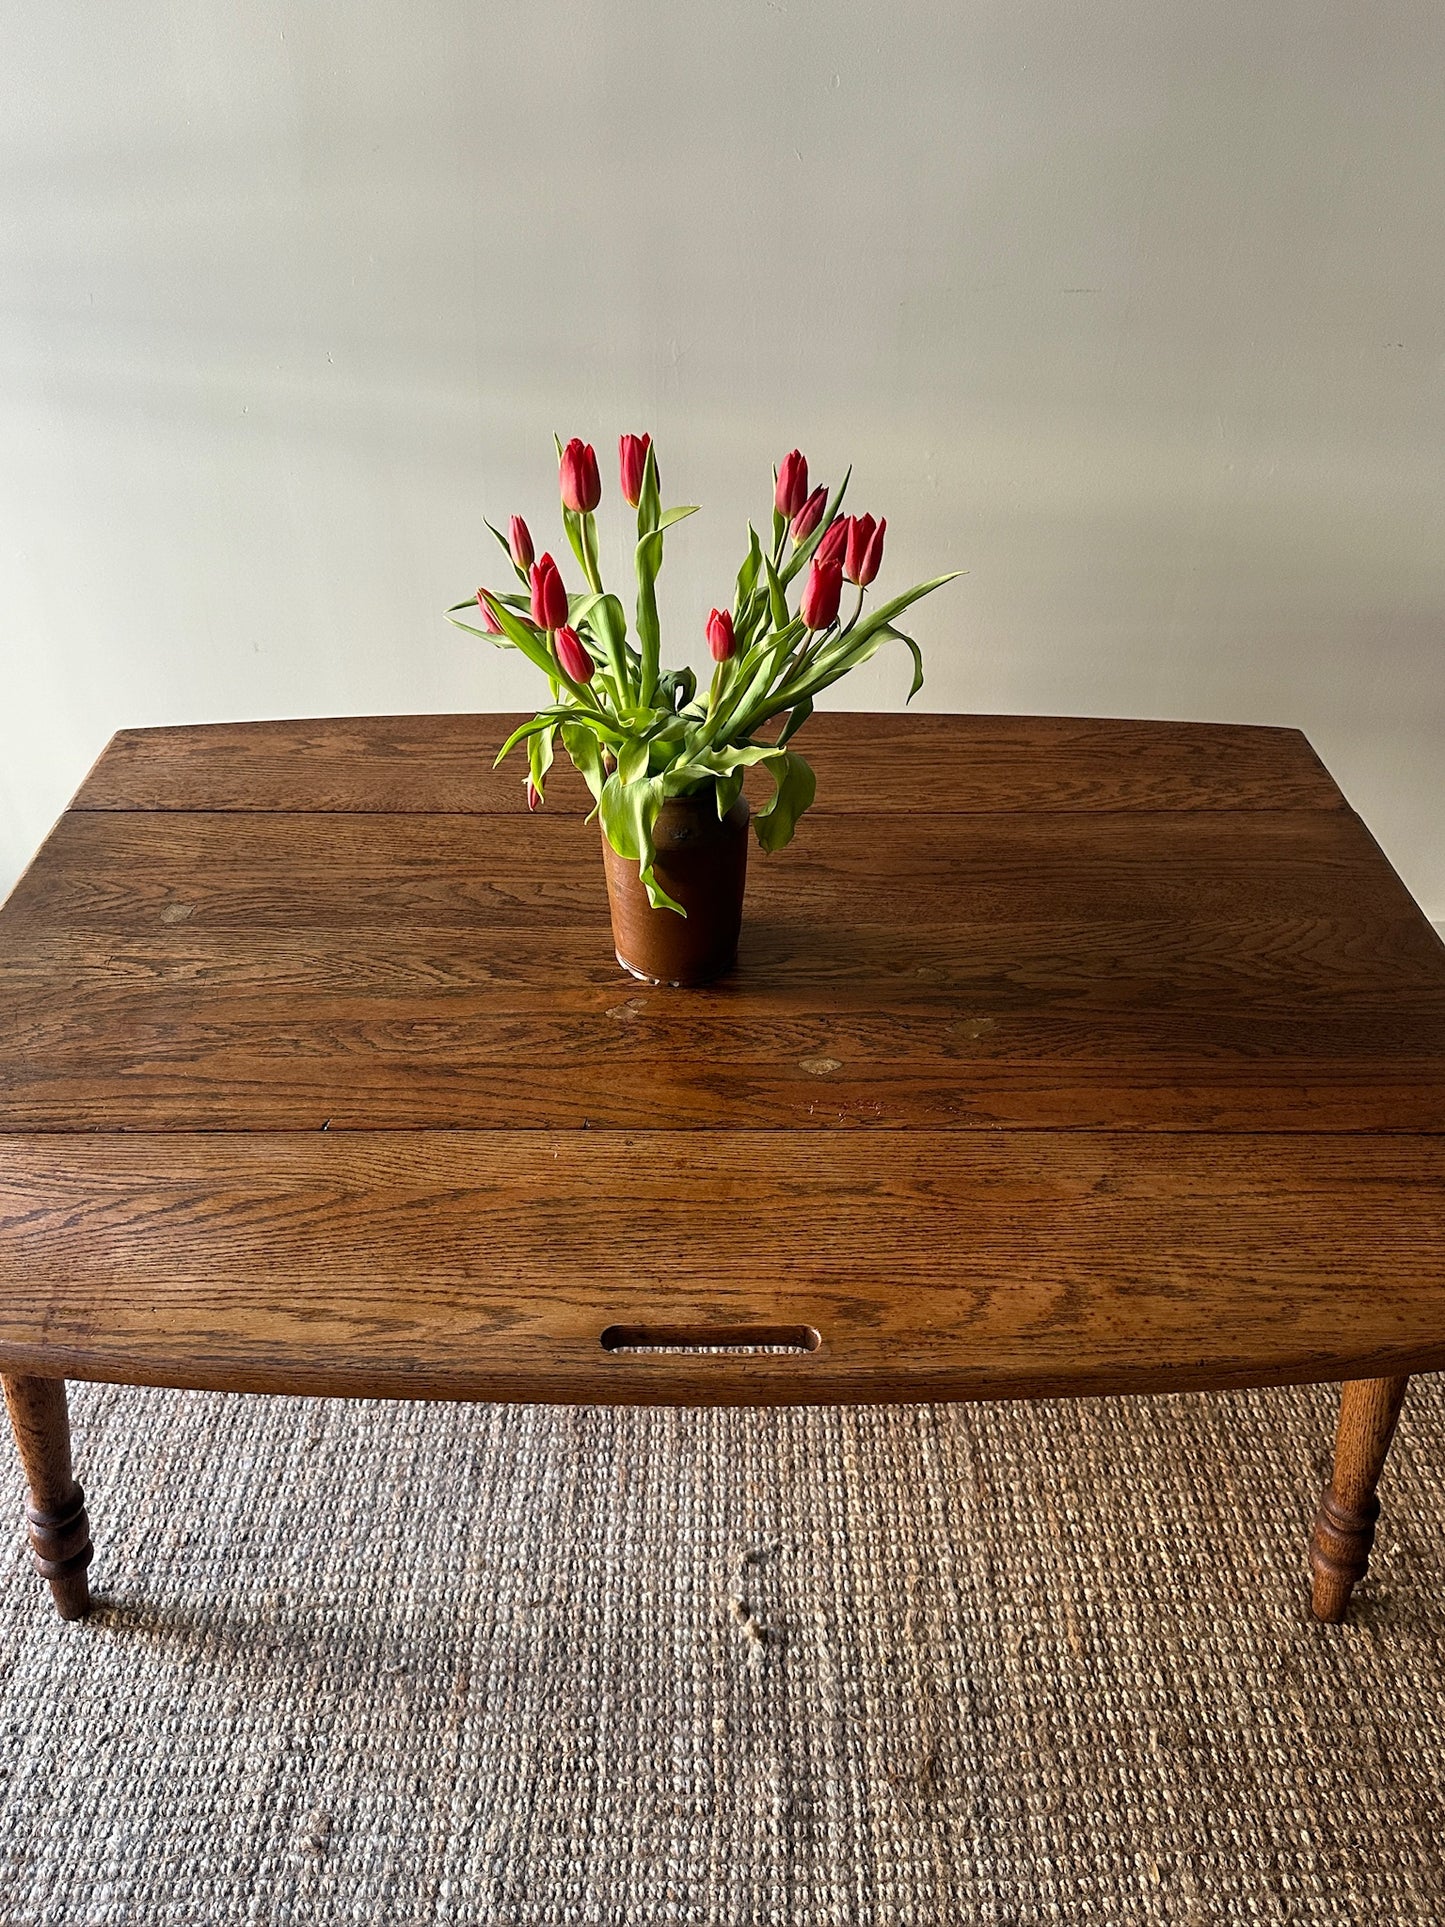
[602,788,750,986]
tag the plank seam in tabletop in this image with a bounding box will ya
[3,771,1440,1136]
[61,807,1350,820]
[65,713,1347,815]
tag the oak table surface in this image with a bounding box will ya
[0,709,1442,1417]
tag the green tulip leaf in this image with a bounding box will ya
[494,708,573,766]
[561,504,589,582]
[469,593,552,665]
[878,625,925,701]
[635,528,664,705]
[589,593,634,692]
[713,621,805,740]
[527,722,557,800]
[658,665,697,713]
[567,589,605,627]
[637,442,662,539]
[617,738,650,786]
[714,770,745,818]
[734,525,763,613]
[763,553,790,632]
[775,697,814,748]
[685,741,784,778]
[599,771,682,916]
[561,720,608,802]
[851,572,965,648]
[753,750,817,853]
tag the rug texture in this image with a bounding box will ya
[2,1377,1443,1925]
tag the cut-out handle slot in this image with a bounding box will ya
[600,1324,821,1356]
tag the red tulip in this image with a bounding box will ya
[801,555,843,631]
[815,518,848,568]
[529,552,569,631]
[476,590,504,635]
[619,432,652,508]
[774,449,808,519]
[526,780,542,812]
[790,485,827,545]
[706,607,736,663]
[554,624,595,685]
[559,438,601,513]
[509,516,534,572]
[845,513,885,587]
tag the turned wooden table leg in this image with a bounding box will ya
[1309,1375,1409,1623]
[2,1375,92,1620]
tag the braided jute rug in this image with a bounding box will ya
[2,1377,1444,1925]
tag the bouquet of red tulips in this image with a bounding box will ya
[448,434,958,913]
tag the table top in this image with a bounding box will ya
[1,710,1442,1405]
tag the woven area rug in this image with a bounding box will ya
[3,1378,1444,1925]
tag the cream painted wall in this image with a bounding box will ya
[2,2,1442,909]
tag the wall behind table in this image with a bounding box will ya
[2,2,1442,912]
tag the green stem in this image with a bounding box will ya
[777,620,834,699]
[731,622,837,739]
[580,512,604,596]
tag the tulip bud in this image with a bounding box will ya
[790,485,827,546]
[774,449,808,520]
[554,624,595,685]
[845,513,885,587]
[509,516,534,572]
[526,780,542,812]
[559,438,601,513]
[476,590,504,635]
[619,432,652,509]
[706,607,736,663]
[529,553,569,631]
[801,555,843,631]
[815,517,848,569]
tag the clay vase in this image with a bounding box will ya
[602,788,750,986]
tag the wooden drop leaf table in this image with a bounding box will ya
[2,713,1443,1625]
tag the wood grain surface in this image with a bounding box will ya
[0,1131,1442,1404]
[1,710,1441,1404]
